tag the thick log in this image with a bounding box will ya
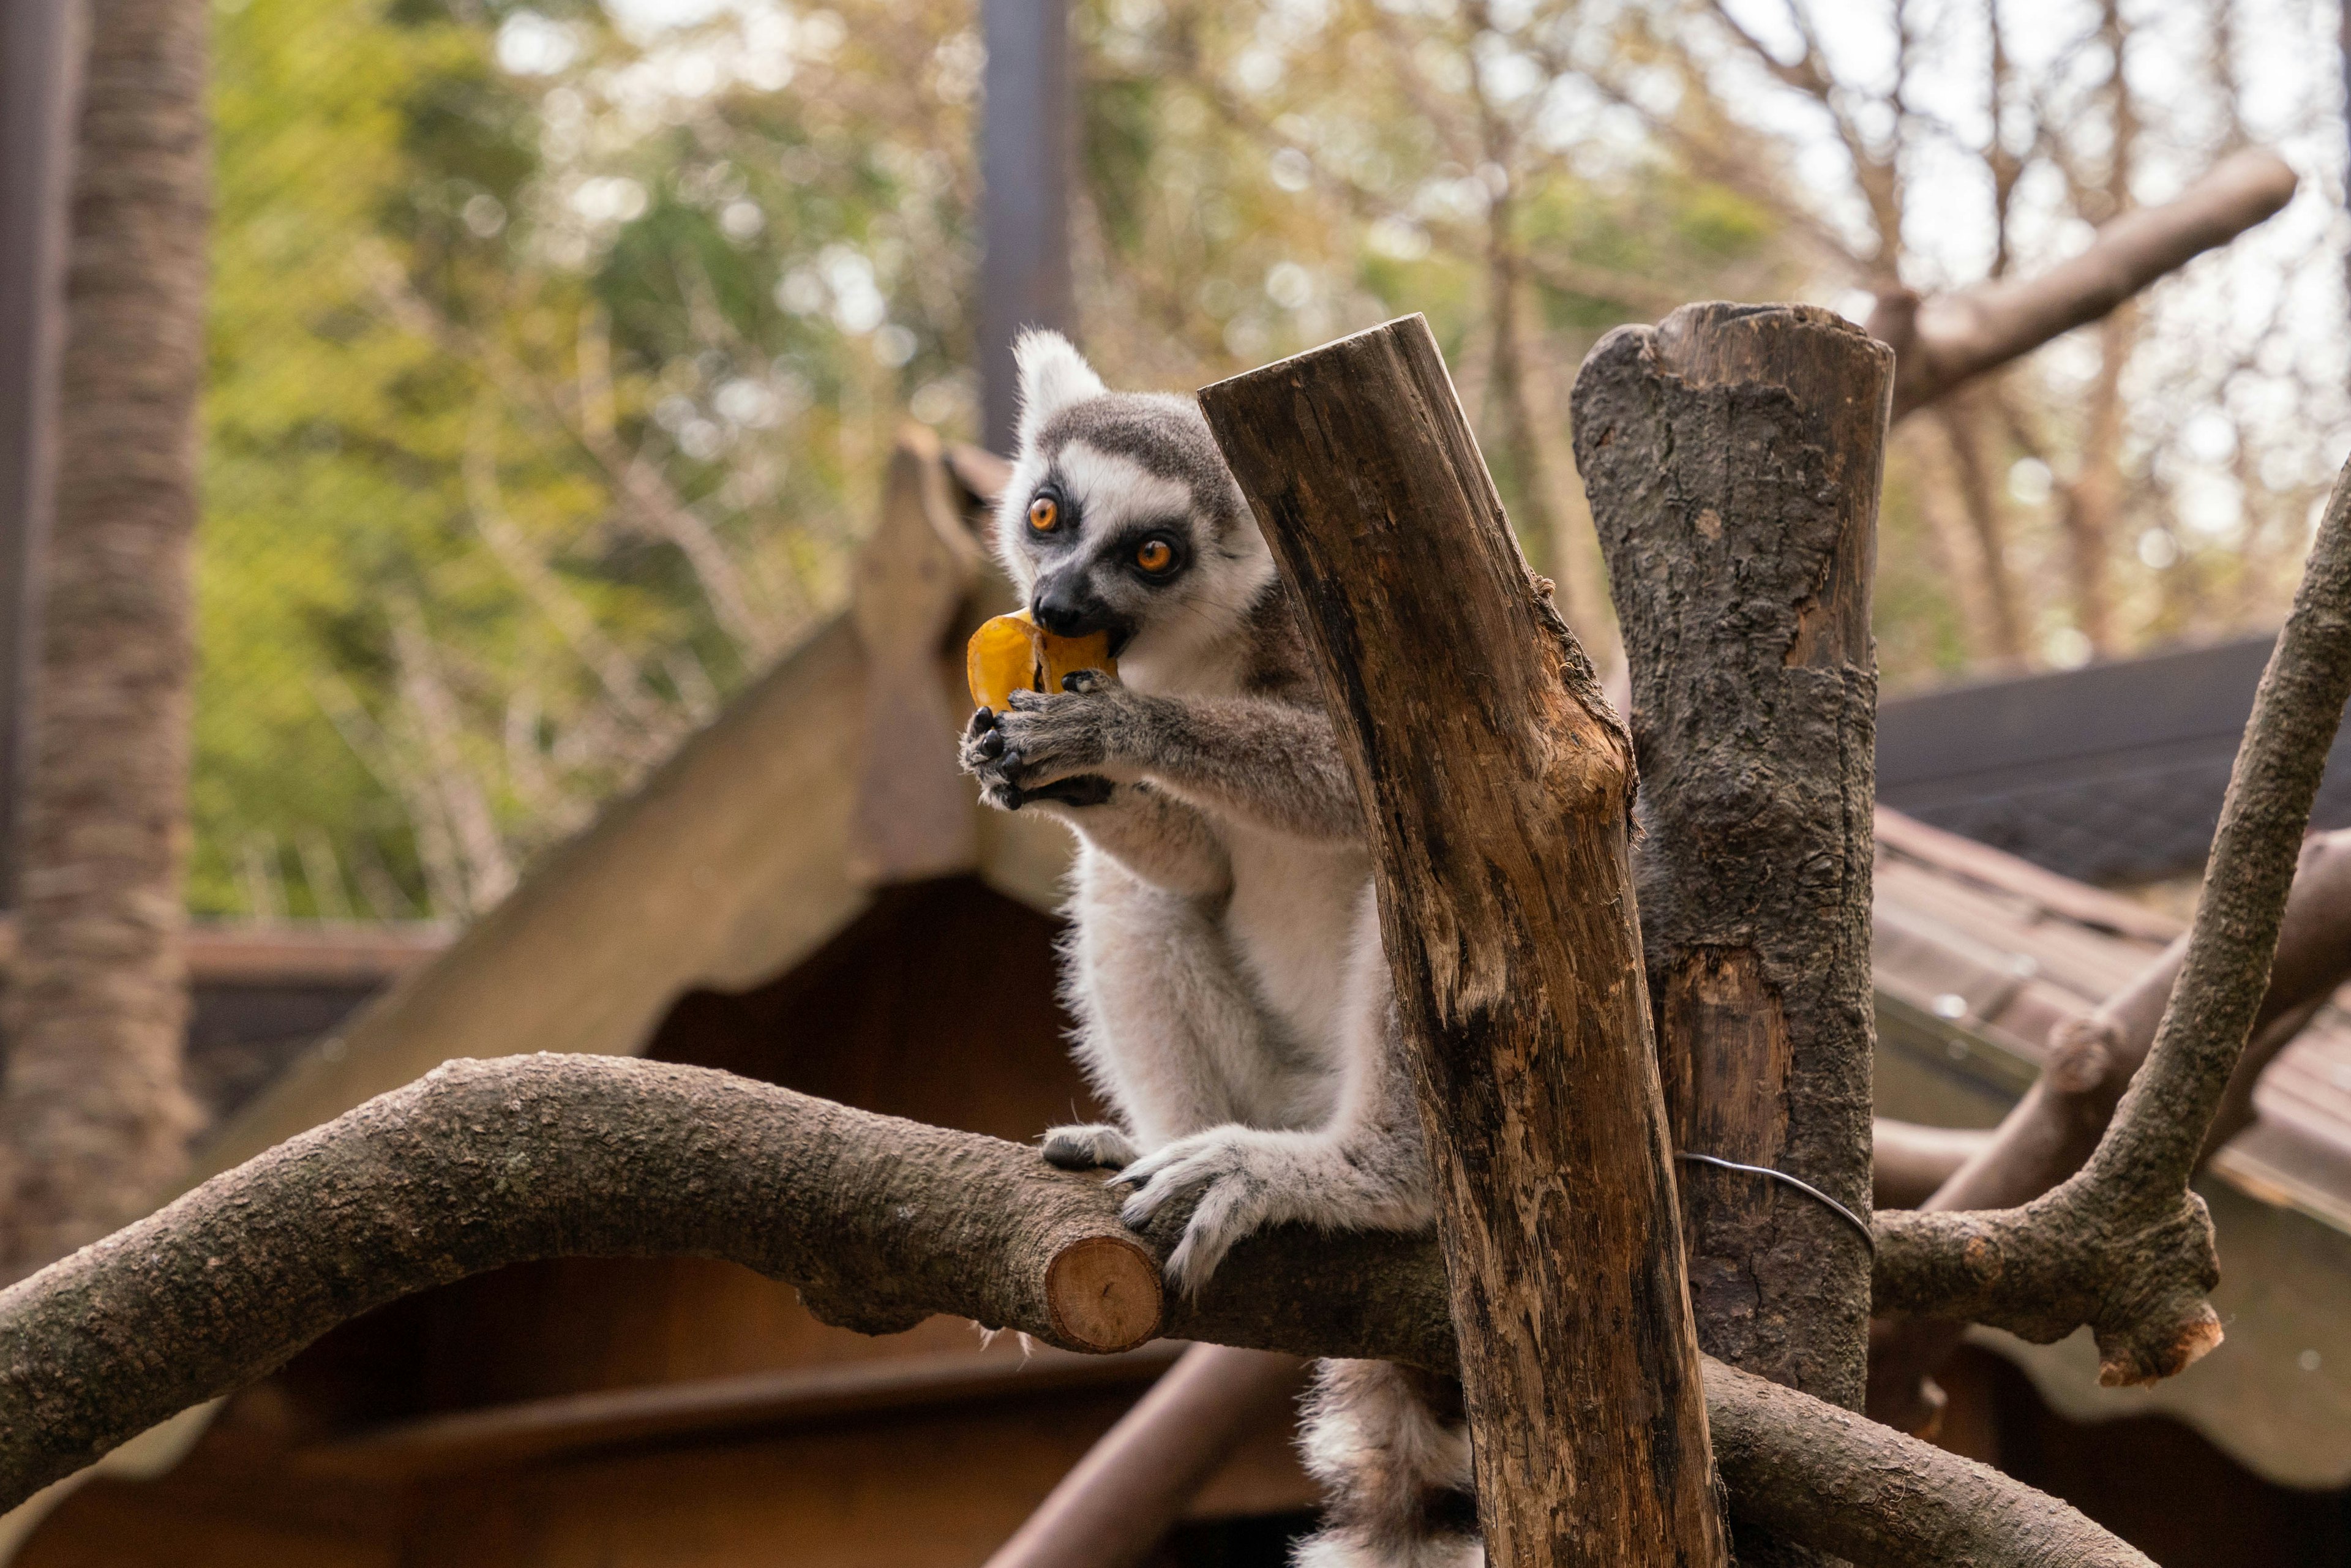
[1867,148,2297,419]
[1199,316,1723,1567]
[0,1054,1448,1510]
[1572,304,1890,1419]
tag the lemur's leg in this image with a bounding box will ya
[972,676,1360,844]
[1040,850,1288,1170]
[962,710,1233,898]
[1109,890,1432,1289]
[1295,1362,1481,1568]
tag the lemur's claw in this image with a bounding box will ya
[1060,668,1111,695]
[1111,1129,1280,1293]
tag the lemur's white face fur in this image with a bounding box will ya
[994,331,1275,692]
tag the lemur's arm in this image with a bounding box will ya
[961,710,1234,897]
[970,677,1360,844]
[1032,782,1234,898]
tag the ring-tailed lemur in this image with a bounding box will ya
[959,331,1477,1568]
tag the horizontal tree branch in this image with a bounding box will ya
[1709,1360,2151,1568]
[1867,148,2297,420]
[0,1054,2150,1568]
[1871,448,2351,1385]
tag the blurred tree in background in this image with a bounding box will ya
[198,0,2349,922]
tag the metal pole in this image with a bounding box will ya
[979,0,1074,456]
[0,0,81,906]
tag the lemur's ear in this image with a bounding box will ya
[1014,330,1105,446]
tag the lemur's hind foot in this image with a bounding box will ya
[1038,1122,1141,1171]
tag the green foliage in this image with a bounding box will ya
[200,0,1801,922]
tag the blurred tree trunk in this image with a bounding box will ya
[0,0,207,1270]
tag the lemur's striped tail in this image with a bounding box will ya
[1293,1360,1482,1568]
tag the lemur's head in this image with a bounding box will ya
[994,331,1273,681]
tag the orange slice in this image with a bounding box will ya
[966,609,1118,711]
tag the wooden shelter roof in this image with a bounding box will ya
[1880,634,2351,885]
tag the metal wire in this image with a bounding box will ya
[1674,1150,1878,1257]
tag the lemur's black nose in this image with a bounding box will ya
[1032,578,1109,638]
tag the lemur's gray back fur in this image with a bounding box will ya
[959,331,1479,1568]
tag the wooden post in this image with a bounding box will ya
[0,0,81,905]
[1201,317,1726,1567]
[1570,304,1889,1423]
[978,0,1073,455]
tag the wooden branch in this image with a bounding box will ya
[1571,303,1891,1418]
[1871,449,2351,1386]
[1708,1361,2153,1568]
[1868,829,2351,1425]
[979,1345,1307,1568]
[1868,149,2297,419]
[1872,1120,1991,1209]
[1,1054,2157,1568]
[0,1054,1447,1512]
[1200,316,1723,1567]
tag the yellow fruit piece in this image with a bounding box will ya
[966,609,1118,711]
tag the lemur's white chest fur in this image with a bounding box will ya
[1112,642,1371,1103]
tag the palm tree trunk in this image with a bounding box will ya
[0,0,208,1270]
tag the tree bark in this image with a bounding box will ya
[1573,303,1888,1568]
[1864,148,2295,420]
[1199,315,1727,1568]
[0,0,207,1271]
[1572,304,1889,1419]
[1708,1361,2151,1568]
[0,1052,2157,1568]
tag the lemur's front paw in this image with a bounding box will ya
[961,705,1116,809]
[1109,1127,1283,1293]
[966,682,1136,806]
[1040,1122,1142,1171]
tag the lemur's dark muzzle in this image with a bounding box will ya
[1032,577,1122,641]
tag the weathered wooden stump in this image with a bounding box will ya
[1202,316,1727,1568]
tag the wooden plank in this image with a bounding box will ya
[294,1343,1184,1482]
[1877,806,2184,943]
[0,0,79,905]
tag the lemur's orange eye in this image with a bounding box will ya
[1136,539,1175,573]
[1027,495,1059,533]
